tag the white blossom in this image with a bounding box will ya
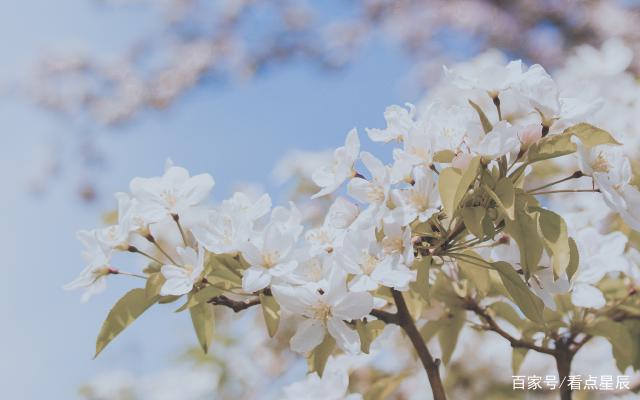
[272,272,373,354]
[160,245,205,296]
[312,129,360,198]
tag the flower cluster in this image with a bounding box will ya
[68,43,640,400]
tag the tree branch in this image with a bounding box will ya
[208,295,261,312]
[392,289,447,400]
[370,308,399,325]
[463,297,556,355]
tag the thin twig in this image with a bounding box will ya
[462,297,555,355]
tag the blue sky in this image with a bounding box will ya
[0,1,415,398]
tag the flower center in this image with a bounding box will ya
[262,251,280,267]
[161,189,178,208]
[184,263,195,275]
[592,152,610,173]
[368,185,385,203]
[362,254,379,275]
[383,237,403,254]
[312,302,332,320]
[409,190,428,211]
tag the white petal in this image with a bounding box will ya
[242,266,271,293]
[332,292,373,320]
[270,260,298,277]
[178,173,215,206]
[327,318,360,354]
[160,267,193,296]
[347,178,373,203]
[348,275,379,292]
[571,283,606,309]
[290,319,326,353]
[271,284,317,315]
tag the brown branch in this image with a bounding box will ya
[392,289,447,400]
[462,297,555,355]
[370,308,399,325]
[208,295,261,312]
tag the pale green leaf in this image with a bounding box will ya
[438,168,462,218]
[204,253,243,289]
[512,348,529,374]
[566,238,579,281]
[533,207,570,277]
[409,256,431,302]
[564,123,621,147]
[489,301,523,327]
[190,302,214,353]
[363,372,410,400]
[492,261,545,323]
[586,320,633,371]
[461,207,486,239]
[175,285,223,312]
[433,150,456,163]
[503,195,543,277]
[145,272,165,299]
[457,250,491,295]
[437,311,465,365]
[95,289,157,358]
[468,99,493,133]
[454,156,481,212]
[527,133,576,163]
[494,179,515,220]
[308,334,335,377]
[356,319,386,354]
[259,293,280,337]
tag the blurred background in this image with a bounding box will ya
[1,0,639,398]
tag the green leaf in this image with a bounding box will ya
[491,261,545,324]
[566,238,579,281]
[356,319,386,354]
[527,133,576,163]
[512,348,529,374]
[461,207,486,239]
[454,156,481,211]
[363,372,410,400]
[420,319,446,343]
[468,99,493,133]
[494,179,515,220]
[204,253,243,290]
[409,256,431,301]
[437,311,465,365]
[145,272,165,299]
[190,302,214,353]
[564,123,621,147]
[259,293,280,337]
[438,168,462,218]
[503,194,543,277]
[533,207,570,277]
[433,150,456,163]
[586,320,633,371]
[489,301,523,327]
[95,289,158,358]
[457,251,491,295]
[175,285,223,312]
[308,334,335,377]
